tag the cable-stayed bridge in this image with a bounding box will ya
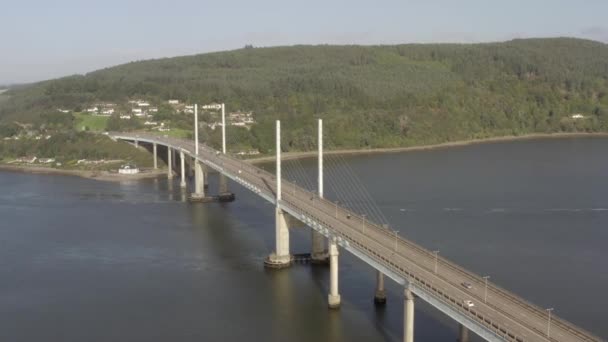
[109,117,602,342]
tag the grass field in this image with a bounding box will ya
[159,128,190,139]
[73,112,109,131]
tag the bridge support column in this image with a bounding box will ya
[458,324,469,342]
[167,147,173,179]
[264,207,292,268]
[311,231,327,263]
[190,160,206,200]
[404,288,414,342]
[179,151,186,188]
[153,143,158,169]
[374,271,387,305]
[218,173,226,193]
[328,239,340,309]
[134,140,138,148]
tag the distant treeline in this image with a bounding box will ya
[1,37,608,152]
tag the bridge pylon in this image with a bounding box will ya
[264,120,293,268]
[311,118,329,264]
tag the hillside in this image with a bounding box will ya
[1,37,608,152]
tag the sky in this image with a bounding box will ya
[1,0,608,85]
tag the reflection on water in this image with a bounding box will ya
[0,136,607,341]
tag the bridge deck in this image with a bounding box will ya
[112,132,603,342]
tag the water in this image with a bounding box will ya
[1,136,607,341]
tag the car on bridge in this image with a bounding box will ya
[463,300,475,308]
[461,282,473,289]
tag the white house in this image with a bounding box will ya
[203,103,222,110]
[137,101,150,107]
[86,107,98,113]
[149,107,158,112]
[571,114,585,119]
[119,164,140,175]
[132,108,142,114]
[144,121,158,126]
[120,115,132,120]
[168,99,179,105]
[101,108,115,115]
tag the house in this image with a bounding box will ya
[120,115,132,120]
[229,111,255,126]
[38,158,56,164]
[149,107,158,112]
[168,99,179,105]
[86,107,99,113]
[571,114,585,119]
[144,121,158,126]
[203,103,222,110]
[137,101,150,107]
[16,156,37,164]
[101,108,114,115]
[57,109,70,113]
[132,108,142,114]
[119,164,140,175]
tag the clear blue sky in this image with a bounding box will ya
[2,0,607,84]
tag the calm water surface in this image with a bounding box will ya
[1,137,606,341]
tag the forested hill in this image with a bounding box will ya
[2,37,608,151]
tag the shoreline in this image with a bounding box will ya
[0,164,166,182]
[2,132,607,178]
[246,132,608,163]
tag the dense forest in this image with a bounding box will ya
[1,38,608,153]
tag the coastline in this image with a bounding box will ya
[0,164,166,182]
[246,132,608,163]
[2,132,607,178]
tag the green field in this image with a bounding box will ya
[143,128,191,139]
[73,113,109,131]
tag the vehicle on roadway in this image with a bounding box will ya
[463,300,475,308]
[461,282,473,289]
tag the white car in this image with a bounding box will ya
[461,282,473,289]
[463,300,475,308]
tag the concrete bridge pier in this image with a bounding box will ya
[167,147,173,179]
[404,288,415,342]
[458,324,470,342]
[172,149,177,170]
[328,239,341,309]
[311,231,327,263]
[179,151,186,188]
[190,160,206,200]
[218,174,227,193]
[374,271,387,305]
[153,143,158,169]
[265,207,292,268]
